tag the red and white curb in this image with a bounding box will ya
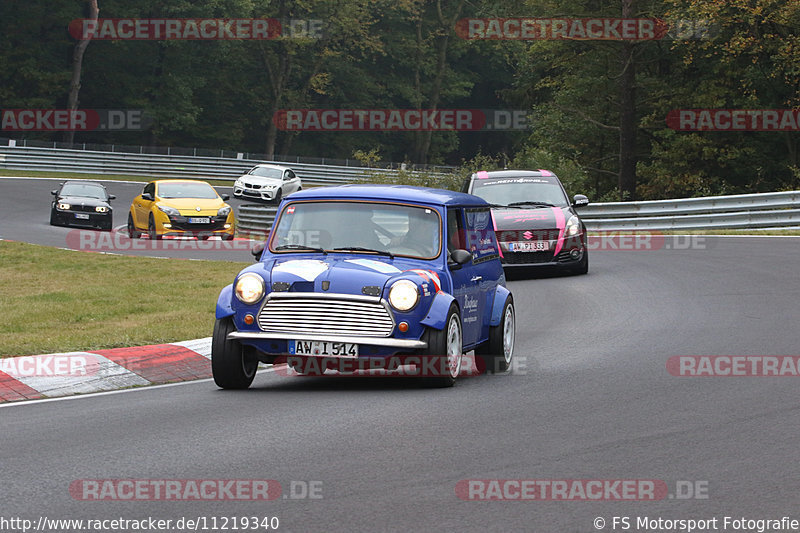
[0,338,212,403]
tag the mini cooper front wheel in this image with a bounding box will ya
[421,304,463,388]
[212,317,258,389]
[476,296,515,373]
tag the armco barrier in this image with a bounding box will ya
[0,145,446,187]
[2,143,798,232]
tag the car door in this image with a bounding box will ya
[446,207,485,348]
[133,182,155,227]
[464,207,502,344]
[283,170,300,194]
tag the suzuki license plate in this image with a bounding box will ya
[508,241,549,252]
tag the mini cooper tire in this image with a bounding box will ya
[421,304,463,388]
[127,213,141,238]
[212,317,258,389]
[476,296,515,374]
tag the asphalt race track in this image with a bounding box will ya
[2,177,800,531]
[0,177,257,261]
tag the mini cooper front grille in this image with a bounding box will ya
[257,293,395,337]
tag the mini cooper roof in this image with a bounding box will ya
[470,169,556,179]
[286,184,490,208]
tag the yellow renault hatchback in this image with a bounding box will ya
[127,180,235,240]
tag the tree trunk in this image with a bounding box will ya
[618,0,637,200]
[65,0,99,146]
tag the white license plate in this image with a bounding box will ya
[291,340,359,358]
[188,217,210,224]
[75,213,90,220]
[508,241,549,252]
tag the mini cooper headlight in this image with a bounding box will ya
[218,206,232,217]
[388,280,420,312]
[235,273,265,304]
[157,205,180,217]
[95,206,109,213]
[58,202,71,210]
[565,215,581,237]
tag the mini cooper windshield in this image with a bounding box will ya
[270,201,442,259]
[471,177,569,207]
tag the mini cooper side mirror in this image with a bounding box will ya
[449,248,472,268]
[251,242,266,261]
[573,194,589,208]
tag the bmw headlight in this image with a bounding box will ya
[157,205,180,217]
[218,206,232,217]
[58,202,71,210]
[565,215,581,237]
[263,184,278,190]
[388,280,420,312]
[95,206,109,213]
[235,273,265,304]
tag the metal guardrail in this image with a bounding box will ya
[580,191,800,231]
[3,143,798,232]
[0,145,405,187]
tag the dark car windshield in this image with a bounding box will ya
[270,201,441,259]
[60,183,107,199]
[470,176,569,207]
[156,182,218,199]
[248,167,284,179]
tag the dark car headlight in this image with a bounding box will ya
[388,280,420,312]
[57,202,71,210]
[565,215,581,237]
[95,206,109,213]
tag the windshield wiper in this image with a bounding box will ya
[330,247,394,259]
[274,244,327,253]
[503,201,556,208]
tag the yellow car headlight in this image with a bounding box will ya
[235,273,265,304]
[388,280,420,312]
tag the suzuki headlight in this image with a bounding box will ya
[157,205,180,217]
[95,206,109,213]
[565,215,581,237]
[235,273,265,304]
[218,206,232,217]
[57,202,71,210]
[388,280,420,312]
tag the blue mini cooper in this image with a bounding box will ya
[212,185,515,388]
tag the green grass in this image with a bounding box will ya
[0,240,249,357]
[0,168,234,186]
